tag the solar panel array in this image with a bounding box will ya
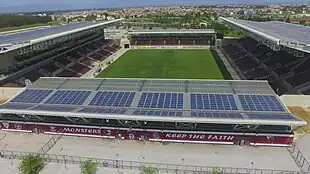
[11,90,53,103]
[137,93,183,109]
[238,95,285,112]
[191,112,244,119]
[45,90,91,105]
[190,112,300,121]
[30,105,75,112]
[89,92,135,107]
[133,110,183,117]
[190,94,237,110]
[79,107,127,114]
[0,78,301,124]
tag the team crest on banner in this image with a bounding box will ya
[2,122,9,129]
[49,126,57,132]
[152,132,160,139]
[266,136,275,143]
[14,124,22,130]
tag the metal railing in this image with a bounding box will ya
[0,149,301,174]
[37,131,63,154]
[288,143,310,173]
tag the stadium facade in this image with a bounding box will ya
[0,78,305,147]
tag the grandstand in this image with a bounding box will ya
[129,29,216,48]
[0,19,124,87]
[0,77,305,146]
[220,17,310,95]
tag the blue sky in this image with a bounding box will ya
[0,0,308,13]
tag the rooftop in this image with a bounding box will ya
[221,17,310,52]
[0,19,123,53]
[0,77,305,126]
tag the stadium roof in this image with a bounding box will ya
[0,77,305,126]
[129,29,215,35]
[220,17,310,52]
[0,19,123,53]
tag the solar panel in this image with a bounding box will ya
[238,95,285,112]
[45,90,91,105]
[10,90,53,103]
[79,107,126,114]
[191,112,243,119]
[190,94,237,111]
[0,103,34,110]
[133,110,183,117]
[246,113,299,121]
[137,92,183,109]
[30,105,75,112]
[89,91,135,107]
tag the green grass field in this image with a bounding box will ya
[96,49,232,80]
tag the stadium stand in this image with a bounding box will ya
[68,63,91,75]
[132,35,214,46]
[222,38,310,95]
[129,29,215,46]
[40,62,59,74]
[56,69,81,77]
[0,39,121,87]
[220,17,310,95]
[80,57,95,67]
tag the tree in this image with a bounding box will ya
[0,14,51,28]
[19,154,44,174]
[85,14,96,21]
[80,159,98,174]
[299,20,306,25]
[141,165,158,174]
[212,167,223,174]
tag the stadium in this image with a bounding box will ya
[0,17,308,147]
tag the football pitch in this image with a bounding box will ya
[96,49,232,79]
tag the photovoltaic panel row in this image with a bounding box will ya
[246,113,299,121]
[133,110,183,117]
[191,112,243,119]
[238,95,285,112]
[0,103,34,110]
[79,107,126,114]
[190,112,298,121]
[10,90,53,103]
[137,93,183,109]
[45,90,91,105]
[190,94,237,111]
[30,105,75,112]
[89,91,135,107]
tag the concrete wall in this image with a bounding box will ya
[280,95,310,107]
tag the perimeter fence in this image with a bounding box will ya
[287,143,310,174]
[0,149,301,174]
[37,131,63,154]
